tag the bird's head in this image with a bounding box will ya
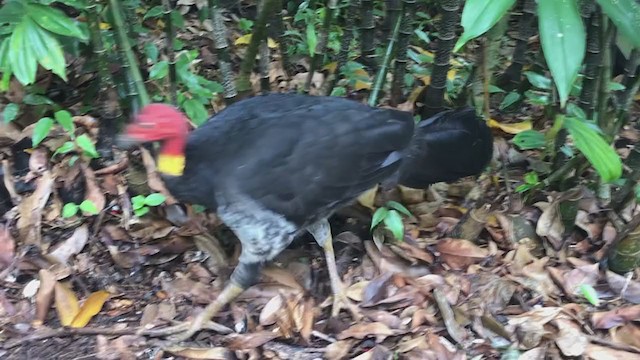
[117,103,191,176]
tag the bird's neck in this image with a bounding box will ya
[157,136,186,176]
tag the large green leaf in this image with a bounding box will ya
[0,1,26,24]
[563,117,622,182]
[454,0,516,52]
[596,0,640,49]
[537,0,586,108]
[32,117,54,147]
[0,38,9,70]
[24,16,67,81]
[27,3,87,40]
[9,20,37,85]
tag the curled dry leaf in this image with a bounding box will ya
[34,269,56,325]
[325,340,355,360]
[584,344,640,360]
[337,322,396,342]
[611,323,640,349]
[54,281,80,326]
[555,318,587,357]
[0,223,15,269]
[259,294,284,326]
[606,270,640,304]
[81,164,105,215]
[46,225,89,264]
[70,290,110,328]
[435,238,489,270]
[224,331,280,351]
[16,170,54,245]
[592,305,640,329]
[164,346,233,360]
[262,266,305,292]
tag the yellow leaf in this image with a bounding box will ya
[235,34,252,45]
[70,290,111,328]
[356,185,378,210]
[417,75,431,85]
[407,86,424,104]
[323,62,338,73]
[447,69,457,81]
[235,34,278,49]
[99,23,111,30]
[354,68,370,78]
[354,80,372,90]
[409,46,462,67]
[487,118,532,134]
[54,281,80,326]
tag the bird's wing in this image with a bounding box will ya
[221,102,415,226]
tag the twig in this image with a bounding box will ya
[3,320,233,349]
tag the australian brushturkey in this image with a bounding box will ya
[116,93,493,341]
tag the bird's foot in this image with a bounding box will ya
[331,290,363,321]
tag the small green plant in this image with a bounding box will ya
[62,200,99,218]
[131,193,167,217]
[370,201,412,241]
[515,171,541,194]
[31,109,99,163]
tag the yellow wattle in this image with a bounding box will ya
[157,153,186,176]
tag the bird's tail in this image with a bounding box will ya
[396,107,494,189]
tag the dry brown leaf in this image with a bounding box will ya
[435,238,489,270]
[592,305,640,329]
[337,322,395,342]
[606,270,640,304]
[555,318,587,356]
[262,266,305,291]
[0,121,23,147]
[259,294,285,326]
[611,323,640,348]
[346,281,370,302]
[356,185,378,210]
[95,335,145,360]
[351,345,392,360]
[584,344,640,360]
[54,280,80,326]
[535,201,564,249]
[16,170,54,245]
[46,225,89,264]
[0,223,15,269]
[70,290,110,327]
[324,340,355,360]
[224,331,280,350]
[34,269,56,325]
[81,164,105,215]
[300,296,315,342]
[164,346,232,359]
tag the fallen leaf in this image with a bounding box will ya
[584,344,640,360]
[16,171,54,245]
[46,225,89,264]
[0,223,15,269]
[555,318,587,356]
[337,322,395,341]
[70,290,110,327]
[324,340,355,360]
[259,294,284,326]
[54,281,80,326]
[435,238,489,270]
[487,118,532,134]
[224,331,280,350]
[164,346,232,359]
[34,269,56,325]
[81,164,105,215]
[592,305,640,329]
[611,323,640,348]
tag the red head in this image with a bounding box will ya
[117,103,191,176]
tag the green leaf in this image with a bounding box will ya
[579,284,600,306]
[0,1,26,24]
[134,206,150,217]
[454,0,516,52]
[149,60,168,80]
[144,193,166,206]
[23,94,54,105]
[79,199,99,215]
[9,19,38,85]
[0,38,9,71]
[385,201,412,217]
[330,86,347,97]
[3,103,19,123]
[75,134,99,158]
[131,195,146,210]
[62,203,78,218]
[608,81,626,91]
[32,117,54,147]
[383,209,404,241]
[567,103,586,119]
[596,0,640,49]
[537,0,585,108]
[182,99,208,126]
[27,3,87,40]
[499,92,521,110]
[54,110,74,134]
[371,207,388,230]
[23,16,67,81]
[52,141,75,157]
[524,171,539,185]
[143,5,164,19]
[513,130,546,150]
[563,116,622,182]
[144,42,159,63]
[306,23,317,57]
[524,71,552,90]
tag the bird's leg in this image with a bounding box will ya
[307,219,362,320]
[169,261,261,342]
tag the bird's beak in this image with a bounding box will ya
[115,134,143,150]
